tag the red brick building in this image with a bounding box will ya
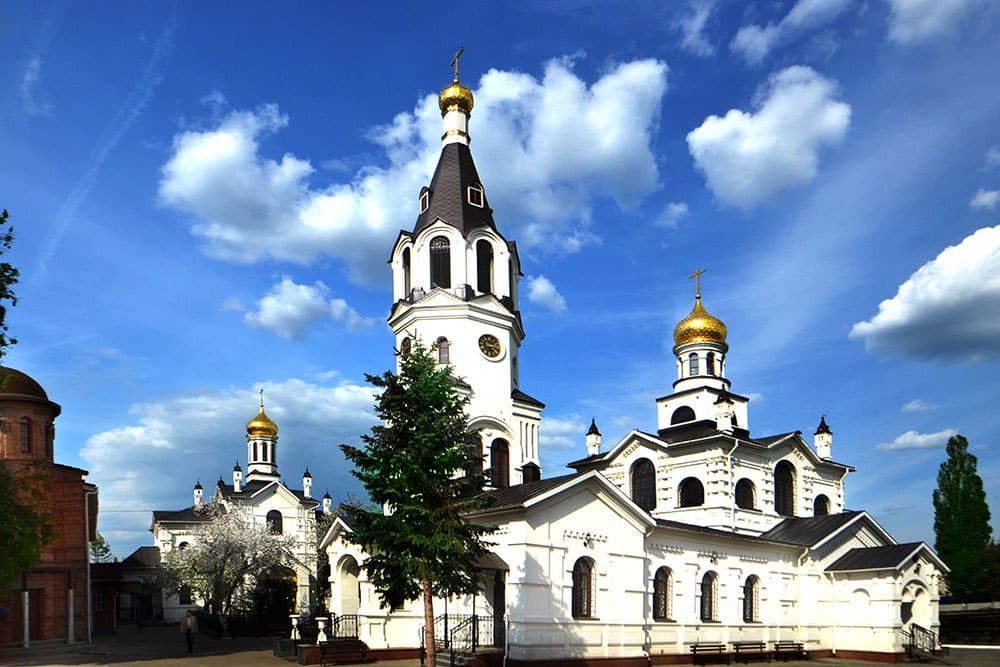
[0,366,97,646]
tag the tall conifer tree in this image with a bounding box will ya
[341,341,489,666]
[933,434,992,600]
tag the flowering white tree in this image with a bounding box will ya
[160,502,295,614]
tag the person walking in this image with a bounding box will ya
[181,610,198,653]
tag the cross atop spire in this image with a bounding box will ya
[259,388,265,410]
[689,268,706,299]
[451,46,464,83]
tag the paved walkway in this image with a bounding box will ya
[2,626,996,667]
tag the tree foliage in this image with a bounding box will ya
[0,461,52,590]
[0,209,18,360]
[340,341,491,665]
[159,502,295,614]
[90,531,114,563]
[933,434,992,600]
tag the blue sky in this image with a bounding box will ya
[3,0,999,559]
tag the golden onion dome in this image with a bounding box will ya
[439,80,474,115]
[673,296,728,347]
[246,400,278,438]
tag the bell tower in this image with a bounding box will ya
[245,390,280,483]
[387,53,544,487]
[656,271,751,432]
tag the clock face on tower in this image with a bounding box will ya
[478,334,502,359]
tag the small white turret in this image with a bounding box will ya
[322,491,332,515]
[586,419,602,457]
[814,415,833,460]
[233,462,243,493]
[193,480,203,507]
[303,468,313,499]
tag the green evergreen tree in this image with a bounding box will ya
[933,434,992,600]
[340,341,489,666]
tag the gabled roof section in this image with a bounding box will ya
[122,546,161,569]
[216,480,319,507]
[750,431,855,471]
[826,542,948,573]
[567,429,668,469]
[413,143,496,237]
[759,510,866,546]
[318,515,354,551]
[479,474,580,510]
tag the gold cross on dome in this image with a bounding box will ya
[259,388,265,410]
[451,46,464,82]
[689,268,706,298]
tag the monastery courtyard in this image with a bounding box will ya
[0,627,993,667]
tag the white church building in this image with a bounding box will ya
[152,396,333,622]
[320,67,947,664]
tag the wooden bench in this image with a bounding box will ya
[692,643,730,665]
[732,641,769,663]
[318,639,369,667]
[773,641,807,661]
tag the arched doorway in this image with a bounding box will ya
[901,581,931,628]
[339,556,361,615]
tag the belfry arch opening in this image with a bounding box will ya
[430,236,451,288]
[476,239,493,294]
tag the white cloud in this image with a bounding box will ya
[158,57,668,285]
[850,225,1000,362]
[220,296,245,312]
[901,399,939,412]
[687,66,851,208]
[987,146,1000,168]
[21,56,52,116]
[244,276,374,340]
[731,0,853,65]
[539,415,588,451]
[525,275,568,314]
[747,392,766,404]
[673,1,717,57]
[887,0,978,43]
[657,201,689,227]
[876,428,958,451]
[970,189,999,210]
[81,378,377,555]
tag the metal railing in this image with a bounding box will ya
[330,614,359,640]
[904,622,937,658]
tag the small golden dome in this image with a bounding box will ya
[673,296,728,347]
[247,392,278,437]
[439,80,474,115]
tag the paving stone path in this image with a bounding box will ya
[2,626,996,667]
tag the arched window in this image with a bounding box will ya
[700,571,718,621]
[671,406,696,424]
[20,417,31,453]
[689,353,700,376]
[178,541,189,551]
[653,567,673,621]
[735,479,756,510]
[743,575,760,622]
[678,477,705,507]
[436,337,450,364]
[402,248,411,295]
[430,236,451,288]
[774,461,796,516]
[490,439,509,488]
[572,558,594,619]
[476,240,493,294]
[706,352,716,375]
[814,494,830,516]
[630,459,656,511]
[267,510,283,535]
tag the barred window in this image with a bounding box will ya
[653,567,672,621]
[572,558,595,619]
[700,571,718,622]
[630,459,656,511]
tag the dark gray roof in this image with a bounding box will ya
[151,506,211,523]
[216,480,320,507]
[477,474,580,511]
[511,389,545,408]
[759,511,862,546]
[752,432,799,446]
[826,542,923,572]
[122,546,161,569]
[655,518,794,546]
[413,142,496,236]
